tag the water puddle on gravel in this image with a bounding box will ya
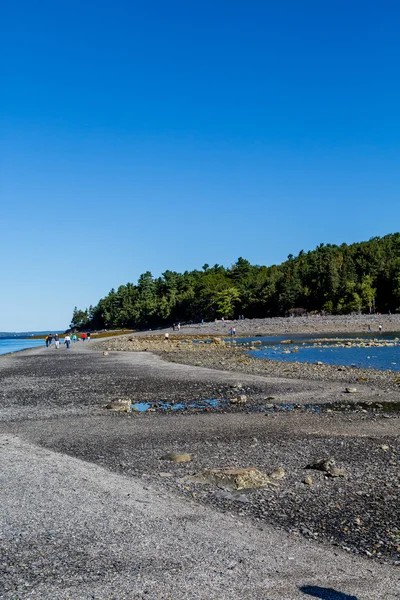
[131,398,223,413]
[129,399,400,414]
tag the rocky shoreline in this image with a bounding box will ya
[132,313,400,337]
[1,326,399,598]
[93,331,400,393]
[88,331,400,565]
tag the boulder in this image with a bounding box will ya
[306,457,347,478]
[203,467,273,490]
[306,457,336,473]
[105,400,130,412]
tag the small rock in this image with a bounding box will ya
[229,395,247,405]
[105,400,131,412]
[103,351,109,356]
[306,457,336,472]
[380,444,390,452]
[345,387,357,393]
[236,494,250,503]
[329,467,347,478]
[269,467,285,480]
[162,452,192,463]
[303,476,313,485]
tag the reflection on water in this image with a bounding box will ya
[131,398,222,413]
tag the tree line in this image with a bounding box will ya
[70,233,400,330]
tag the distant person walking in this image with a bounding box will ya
[48,334,53,346]
[54,334,60,349]
[45,335,49,348]
[72,334,77,342]
[87,332,91,341]
[64,335,71,349]
[378,324,383,334]
[177,323,181,331]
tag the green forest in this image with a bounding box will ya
[71,234,400,330]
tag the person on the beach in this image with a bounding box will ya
[81,333,87,342]
[54,334,60,349]
[367,325,371,332]
[45,335,49,348]
[87,332,91,341]
[72,334,77,342]
[64,335,71,349]
[232,327,236,335]
[177,323,181,331]
[164,332,169,341]
[48,334,53,346]
[378,324,383,334]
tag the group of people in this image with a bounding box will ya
[45,334,60,348]
[45,332,91,349]
[367,324,383,333]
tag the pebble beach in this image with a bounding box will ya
[1,315,399,599]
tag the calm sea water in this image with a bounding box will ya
[236,334,400,372]
[0,338,46,356]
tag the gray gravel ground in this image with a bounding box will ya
[0,343,399,599]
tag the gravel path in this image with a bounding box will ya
[1,435,398,600]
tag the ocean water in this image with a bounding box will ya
[238,335,400,372]
[0,338,46,356]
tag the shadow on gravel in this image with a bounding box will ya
[300,586,358,600]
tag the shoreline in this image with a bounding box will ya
[92,332,400,393]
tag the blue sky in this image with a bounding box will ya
[1,1,399,331]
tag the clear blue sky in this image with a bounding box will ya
[1,1,399,331]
